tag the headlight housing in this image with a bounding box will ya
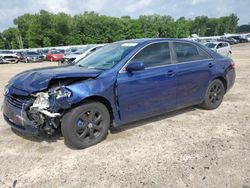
[56,86,72,99]
[4,85,9,96]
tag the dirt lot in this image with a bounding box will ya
[0,44,250,188]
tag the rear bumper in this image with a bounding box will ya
[55,57,62,61]
[2,97,39,135]
[226,68,236,92]
[48,57,62,61]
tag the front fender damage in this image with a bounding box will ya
[26,79,92,135]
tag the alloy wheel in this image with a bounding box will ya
[208,82,223,105]
[74,109,104,143]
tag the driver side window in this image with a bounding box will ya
[132,42,171,68]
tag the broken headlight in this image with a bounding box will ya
[56,86,72,99]
[48,86,72,111]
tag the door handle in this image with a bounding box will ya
[208,62,215,68]
[167,70,175,77]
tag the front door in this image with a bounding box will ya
[116,42,177,124]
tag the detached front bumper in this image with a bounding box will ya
[2,97,39,135]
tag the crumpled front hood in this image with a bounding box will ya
[8,65,103,94]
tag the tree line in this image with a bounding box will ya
[0,10,240,49]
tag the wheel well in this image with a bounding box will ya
[75,96,114,122]
[215,76,227,92]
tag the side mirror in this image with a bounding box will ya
[126,61,145,72]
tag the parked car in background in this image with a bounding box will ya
[64,47,79,56]
[58,49,66,55]
[23,51,44,63]
[46,50,64,61]
[15,51,25,62]
[227,37,239,44]
[205,42,231,57]
[60,44,106,66]
[244,34,250,42]
[218,37,236,45]
[39,49,49,60]
[60,46,91,65]
[0,50,19,64]
[3,38,235,149]
[230,36,248,43]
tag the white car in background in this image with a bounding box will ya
[245,34,250,42]
[59,44,106,66]
[0,50,19,64]
[73,44,106,63]
[205,42,232,57]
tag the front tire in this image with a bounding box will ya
[201,79,225,110]
[61,101,110,149]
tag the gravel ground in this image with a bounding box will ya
[0,44,250,188]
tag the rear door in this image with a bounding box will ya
[172,41,214,107]
[117,42,177,123]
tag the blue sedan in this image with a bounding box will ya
[3,38,235,148]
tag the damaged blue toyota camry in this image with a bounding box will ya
[3,38,235,148]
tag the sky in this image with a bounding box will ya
[0,0,249,31]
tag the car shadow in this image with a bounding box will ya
[110,106,198,134]
[11,127,63,143]
[11,105,198,145]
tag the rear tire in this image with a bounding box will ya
[61,101,110,149]
[201,79,225,110]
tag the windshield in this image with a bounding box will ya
[76,43,138,70]
[27,52,39,55]
[73,47,90,54]
[51,51,62,54]
[0,51,13,54]
[205,43,216,48]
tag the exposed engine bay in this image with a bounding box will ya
[5,65,103,136]
[26,80,76,135]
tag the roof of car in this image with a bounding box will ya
[206,41,229,45]
[115,38,193,44]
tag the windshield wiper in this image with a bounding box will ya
[78,65,88,68]
[77,65,105,70]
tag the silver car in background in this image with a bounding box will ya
[59,44,106,66]
[0,50,19,64]
[205,42,232,57]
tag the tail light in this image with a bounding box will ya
[230,60,235,69]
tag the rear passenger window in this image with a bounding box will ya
[173,42,211,63]
[132,42,171,68]
[217,43,223,49]
[222,43,228,47]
